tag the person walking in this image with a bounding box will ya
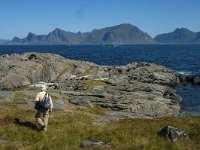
[35,85,53,132]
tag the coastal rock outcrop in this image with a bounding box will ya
[0,53,97,90]
[0,52,182,118]
[178,74,200,85]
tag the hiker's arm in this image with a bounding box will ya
[50,96,53,112]
[35,93,40,102]
[34,93,40,109]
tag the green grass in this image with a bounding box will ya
[80,66,99,76]
[14,91,33,99]
[81,80,111,87]
[0,103,200,150]
[59,67,71,76]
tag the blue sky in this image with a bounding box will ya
[0,0,200,39]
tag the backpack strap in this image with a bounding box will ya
[42,92,48,102]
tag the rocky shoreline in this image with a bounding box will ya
[0,52,190,119]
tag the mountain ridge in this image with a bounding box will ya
[1,24,200,45]
[154,28,200,43]
[8,23,156,45]
[0,39,9,44]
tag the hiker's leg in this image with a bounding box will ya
[35,109,45,128]
[43,110,49,131]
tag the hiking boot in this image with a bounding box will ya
[43,128,47,132]
[41,125,47,132]
[41,125,45,130]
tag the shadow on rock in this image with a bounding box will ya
[14,118,39,131]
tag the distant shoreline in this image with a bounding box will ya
[1,43,200,46]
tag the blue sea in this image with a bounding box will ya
[0,44,200,115]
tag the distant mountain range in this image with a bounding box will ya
[154,28,200,44]
[1,24,200,45]
[11,24,155,45]
[9,24,156,45]
[0,39,9,44]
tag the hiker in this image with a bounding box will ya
[35,85,53,131]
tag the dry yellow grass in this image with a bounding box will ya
[0,102,199,150]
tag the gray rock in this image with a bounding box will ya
[0,139,6,145]
[28,53,37,60]
[0,91,15,102]
[100,102,128,110]
[105,111,151,120]
[179,75,200,85]
[80,140,111,148]
[159,126,190,142]
[69,98,93,108]
[106,76,127,85]
[1,54,9,58]
[53,99,65,111]
[192,76,200,84]
[0,53,97,89]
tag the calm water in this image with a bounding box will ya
[0,44,200,115]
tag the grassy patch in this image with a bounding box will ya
[81,80,111,87]
[0,102,27,109]
[76,104,108,116]
[59,68,71,76]
[80,68,93,76]
[80,66,98,76]
[14,91,32,99]
[0,106,199,150]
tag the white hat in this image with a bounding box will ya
[41,85,46,91]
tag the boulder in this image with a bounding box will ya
[0,53,97,89]
[53,99,65,111]
[192,77,200,84]
[80,140,111,148]
[178,74,200,85]
[159,126,190,142]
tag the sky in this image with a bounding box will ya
[0,0,200,39]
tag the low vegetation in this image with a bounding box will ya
[81,80,111,87]
[0,102,199,150]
